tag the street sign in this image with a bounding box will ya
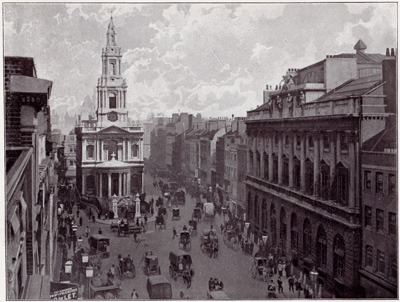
[50,282,78,300]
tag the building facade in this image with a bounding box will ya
[63,130,77,185]
[245,41,391,297]
[75,17,144,212]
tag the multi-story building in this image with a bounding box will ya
[245,40,391,297]
[358,51,397,298]
[75,17,144,213]
[63,130,77,185]
[5,56,57,299]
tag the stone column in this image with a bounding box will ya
[313,134,320,196]
[289,134,294,188]
[82,173,86,195]
[268,134,273,181]
[278,133,283,184]
[118,173,122,196]
[349,133,356,208]
[329,132,337,199]
[108,173,112,197]
[300,133,306,191]
[99,173,103,198]
[127,172,131,196]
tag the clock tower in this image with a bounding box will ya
[97,16,129,126]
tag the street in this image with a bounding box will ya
[67,171,308,300]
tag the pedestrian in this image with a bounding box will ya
[220,223,224,234]
[150,206,154,216]
[98,227,102,234]
[133,233,137,243]
[144,215,148,225]
[92,215,96,223]
[295,278,303,298]
[79,216,83,227]
[278,260,284,277]
[180,291,185,299]
[267,279,277,298]
[288,275,295,293]
[277,276,284,293]
[110,264,115,281]
[172,227,177,239]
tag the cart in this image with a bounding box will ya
[118,256,136,279]
[251,257,269,280]
[146,275,172,299]
[200,229,219,258]
[144,253,161,276]
[188,220,197,235]
[90,277,121,299]
[192,208,202,221]
[155,215,166,230]
[168,251,194,281]
[172,207,180,220]
[208,290,229,299]
[179,231,191,250]
[203,203,215,220]
[88,234,110,258]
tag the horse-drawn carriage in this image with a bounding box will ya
[207,278,228,299]
[90,275,121,299]
[158,206,167,217]
[251,257,269,280]
[223,228,239,249]
[200,229,219,258]
[175,190,185,204]
[203,203,215,220]
[188,220,197,235]
[89,234,110,258]
[192,207,202,221]
[179,231,191,250]
[146,275,172,299]
[155,214,166,229]
[172,207,180,220]
[144,252,161,276]
[118,255,136,279]
[168,251,194,282]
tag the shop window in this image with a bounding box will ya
[388,212,396,236]
[365,245,373,267]
[376,209,384,233]
[377,249,385,273]
[376,172,383,193]
[364,170,372,191]
[364,206,372,227]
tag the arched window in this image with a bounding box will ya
[86,145,94,159]
[256,151,261,177]
[272,153,278,183]
[305,159,314,195]
[303,219,312,257]
[280,208,287,254]
[317,226,327,267]
[109,93,116,109]
[249,150,254,175]
[263,152,269,179]
[293,157,301,190]
[291,213,298,251]
[270,204,277,246]
[282,155,289,186]
[336,163,349,205]
[333,235,345,277]
[131,144,139,158]
[261,199,267,231]
[320,160,330,200]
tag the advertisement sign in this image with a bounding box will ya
[50,282,78,300]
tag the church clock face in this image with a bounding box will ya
[108,112,118,122]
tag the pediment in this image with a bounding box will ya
[98,125,131,135]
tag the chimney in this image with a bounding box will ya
[382,47,397,116]
[391,48,395,56]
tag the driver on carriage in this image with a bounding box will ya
[183,225,188,231]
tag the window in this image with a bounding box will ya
[320,161,330,200]
[283,156,289,186]
[308,136,314,149]
[365,245,373,267]
[86,145,94,159]
[377,249,385,273]
[249,150,254,175]
[364,170,372,190]
[303,219,312,257]
[285,136,289,148]
[109,93,116,109]
[293,158,301,190]
[280,208,287,254]
[296,135,301,149]
[256,151,261,177]
[263,152,269,179]
[317,227,327,267]
[70,160,74,166]
[389,254,397,280]
[291,214,298,251]
[261,200,267,230]
[131,144,139,158]
[388,174,395,195]
[270,204,277,246]
[376,209,384,232]
[323,135,330,150]
[333,235,345,277]
[389,212,396,235]
[340,134,348,152]
[376,172,383,193]
[305,159,314,195]
[336,164,349,205]
[365,206,372,227]
[247,192,252,220]
[254,196,259,225]
[274,135,279,147]
[272,154,278,183]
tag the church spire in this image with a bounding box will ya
[107,16,116,46]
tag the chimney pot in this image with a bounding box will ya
[391,48,395,56]
[386,48,390,56]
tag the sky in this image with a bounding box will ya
[4,2,397,121]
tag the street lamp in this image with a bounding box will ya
[310,266,319,298]
[65,260,73,274]
[82,253,89,264]
[85,266,94,299]
[244,222,250,240]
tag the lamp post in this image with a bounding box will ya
[310,266,319,298]
[85,266,94,299]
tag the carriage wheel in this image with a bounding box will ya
[251,264,258,279]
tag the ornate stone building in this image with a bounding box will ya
[245,41,391,297]
[75,17,144,212]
